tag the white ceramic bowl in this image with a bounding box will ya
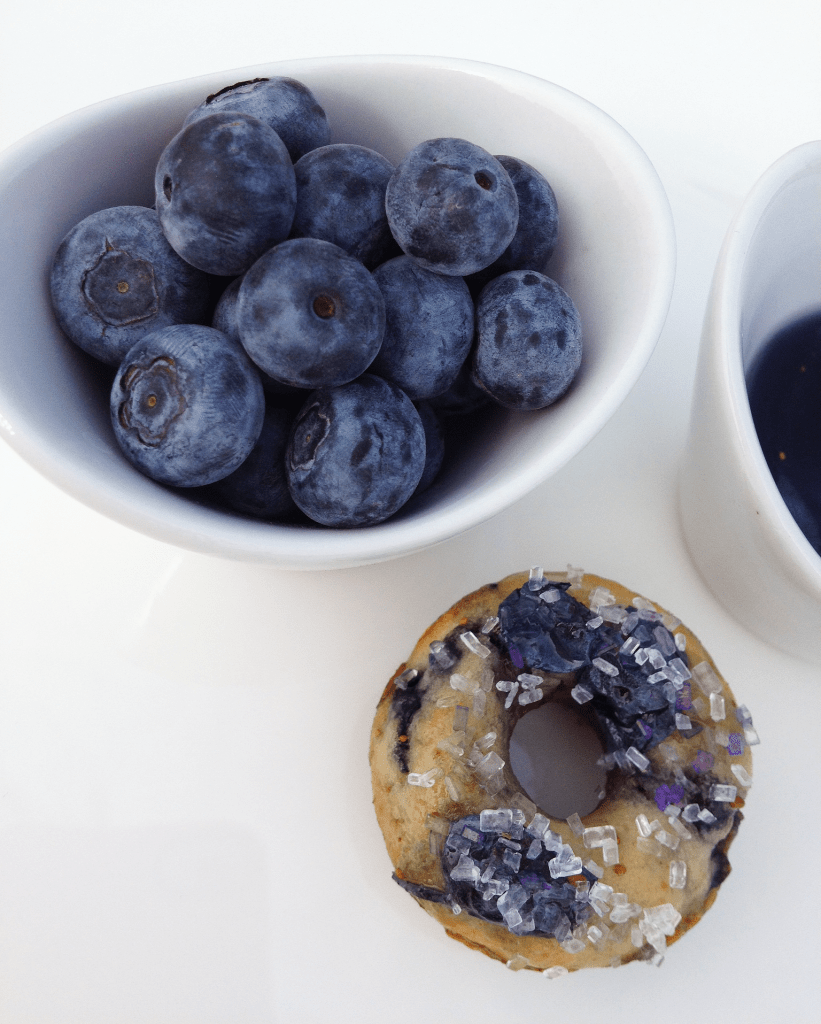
[679,141,821,663]
[0,55,675,569]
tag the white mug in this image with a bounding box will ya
[679,141,821,664]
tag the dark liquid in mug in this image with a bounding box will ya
[747,310,821,556]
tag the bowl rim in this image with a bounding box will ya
[711,138,821,592]
[0,54,676,568]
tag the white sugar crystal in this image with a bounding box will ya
[438,736,465,758]
[526,837,542,859]
[586,616,604,630]
[744,726,761,745]
[543,965,569,979]
[682,803,701,823]
[566,812,584,836]
[472,689,487,717]
[584,858,604,879]
[476,731,497,751]
[429,831,443,856]
[602,838,620,865]
[710,783,737,802]
[480,808,514,832]
[543,829,563,853]
[526,812,550,838]
[475,751,505,780]
[450,855,480,882]
[647,648,666,670]
[634,647,651,666]
[709,692,726,721]
[540,588,562,604]
[653,626,677,657]
[692,661,722,695]
[621,636,641,656]
[566,564,585,584]
[631,925,644,947]
[396,668,419,689]
[731,764,753,787]
[481,615,499,634]
[590,881,614,904]
[528,565,545,588]
[675,632,687,651]
[498,883,529,915]
[635,813,654,838]
[571,683,594,704]
[583,825,617,848]
[587,924,604,945]
[505,954,530,971]
[460,631,491,658]
[665,657,691,682]
[626,746,650,771]
[407,767,442,787]
[593,657,620,676]
[654,829,679,851]
[697,808,717,824]
[452,703,470,733]
[609,904,640,924]
[735,704,754,727]
[518,688,543,707]
[443,775,461,801]
[549,853,583,878]
[675,713,692,731]
[589,586,616,609]
[429,640,456,668]
[648,670,668,684]
[599,605,628,624]
[451,672,479,694]
[669,860,687,889]
[667,815,694,841]
[560,938,585,954]
[644,903,682,936]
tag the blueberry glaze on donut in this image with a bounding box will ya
[369,569,756,973]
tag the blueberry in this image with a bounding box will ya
[370,255,474,400]
[472,270,582,410]
[183,76,330,162]
[237,238,385,389]
[291,144,397,268]
[286,374,426,527]
[413,401,445,494]
[466,155,559,294]
[155,111,296,277]
[385,138,518,276]
[212,274,305,401]
[50,206,213,366]
[111,324,265,487]
[209,400,300,520]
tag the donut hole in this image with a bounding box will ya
[508,701,607,819]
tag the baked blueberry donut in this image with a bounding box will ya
[369,568,756,973]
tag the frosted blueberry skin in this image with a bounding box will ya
[473,270,582,410]
[466,155,560,295]
[370,256,474,400]
[286,374,426,527]
[111,324,265,488]
[208,401,300,520]
[237,238,385,389]
[50,206,213,366]
[212,274,306,401]
[385,138,518,276]
[155,111,296,277]
[291,144,397,269]
[182,76,330,162]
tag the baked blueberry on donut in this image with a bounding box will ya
[369,569,756,973]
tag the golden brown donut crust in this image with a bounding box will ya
[369,570,753,972]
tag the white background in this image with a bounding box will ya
[0,2,820,1021]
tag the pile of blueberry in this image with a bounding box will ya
[50,76,582,528]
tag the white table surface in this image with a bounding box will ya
[1,3,819,1021]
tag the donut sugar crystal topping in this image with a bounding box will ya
[369,568,756,973]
